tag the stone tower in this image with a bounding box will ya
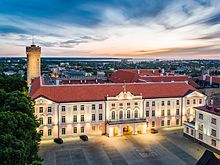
[26,44,41,86]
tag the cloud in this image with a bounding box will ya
[0,0,220,59]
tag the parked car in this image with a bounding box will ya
[80,135,88,141]
[54,138,63,144]
[150,128,158,134]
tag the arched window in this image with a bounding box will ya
[134,110,138,118]
[111,111,115,120]
[119,111,123,120]
[127,110,131,119]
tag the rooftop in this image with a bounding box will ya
[195,104,220,116]
[29,77,201,103]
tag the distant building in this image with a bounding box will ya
[197,75,220,88]
[26,44,41,86]
[184,104,220,154]
[109,69,200,88]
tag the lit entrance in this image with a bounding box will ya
[114,127,119,136]
[123,125,133,135]
[137,125,142,134]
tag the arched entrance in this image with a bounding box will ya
[137,125,142,134]
[123,125,133,135]
[114,127,119,136]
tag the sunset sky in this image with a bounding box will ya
[1,0,220,59]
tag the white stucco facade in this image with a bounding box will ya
[34,90,206,139]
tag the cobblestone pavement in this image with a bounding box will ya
[39,128,218,165]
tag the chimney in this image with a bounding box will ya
[56,79,60,85]
[210,76,212,86]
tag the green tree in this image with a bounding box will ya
[0,74,41,165]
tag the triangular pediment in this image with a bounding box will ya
[35,96,54,105]
[185,91,206,98]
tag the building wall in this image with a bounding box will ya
[195,109,220,150]
[184,108,220,152]
[34,91,206,139]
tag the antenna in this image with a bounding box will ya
[32,35,35,45]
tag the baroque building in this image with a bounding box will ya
[29,77,206,139]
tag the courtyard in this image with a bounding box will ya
[39,127,219,165]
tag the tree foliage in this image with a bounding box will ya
[0,74,41,165]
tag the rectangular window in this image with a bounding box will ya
[48,107,52,113]
[193,99,196,104]
[161,101,165,106]
[161,110,165,116]
[99,104,102,110]
[187,100,190,105]
[81,105,84,111]
[198,124,203,131]
[146,111,149,117]
[152,110,155,117]
[73,105,77,111]
[176,109,180,116]
[167,109,171,116]
[211,139,216,147]
[167,101,171,106]
[73,127,77,133]
[161,120,164,126]
[152,121,155,127]
[199,133,203,140]
[39,107,43,113]
[48,129,52,136]
[92,104,96,110]
[176,100,179,105]
[211,118,216,125]
[191,129,194,136]
[152,101,155,106]
[211,129,216,137]
[199,113,203,120]
[81,127,84,133]
[81,115,84,122]
[61,116,65,123]
[186,127,189,133]
[39,118,43,125]
[146,102,149,107]
[73,115,77,123]
[167,120,170,126]
[176,119,179,125]
[62,128,65,135]
[48,116,52,124]
[92,114,95,121]
[99,114,103,121]
[199,99,202,104]
[61,106,65,112]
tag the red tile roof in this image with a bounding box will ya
[108,70,139,83]
[195,104,220,116]
[29,77,199,103]
[109,70,200,88]
[198,75,220,84]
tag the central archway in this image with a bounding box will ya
[123,125,133,135]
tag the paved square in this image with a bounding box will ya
[39,128,220,165]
